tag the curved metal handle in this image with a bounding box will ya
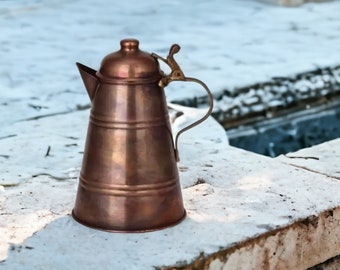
[152,45,214,162]
[172,77,213,162]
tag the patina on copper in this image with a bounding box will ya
[72,39,213,232]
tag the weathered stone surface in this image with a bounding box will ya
[178,208,340,270]
[1,107,340,269]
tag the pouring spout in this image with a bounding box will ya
[76,62,99,101]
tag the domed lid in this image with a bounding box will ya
[96,39,162,82]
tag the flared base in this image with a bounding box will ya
[71,209,186,233]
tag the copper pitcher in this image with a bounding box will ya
[72,39,213,232]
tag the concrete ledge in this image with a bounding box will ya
[1,105,340,269]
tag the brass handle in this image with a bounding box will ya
[152,45,214,162]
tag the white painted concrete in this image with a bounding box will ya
[1,107,339,269]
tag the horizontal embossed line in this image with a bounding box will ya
[96,72,162,85]
[90,113,170,129]
[79,175,179,196]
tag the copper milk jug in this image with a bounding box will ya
[72,39,213,232]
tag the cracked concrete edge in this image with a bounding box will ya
[283,163,340,181]
[276,139,340,181]
[159,207,340,270]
